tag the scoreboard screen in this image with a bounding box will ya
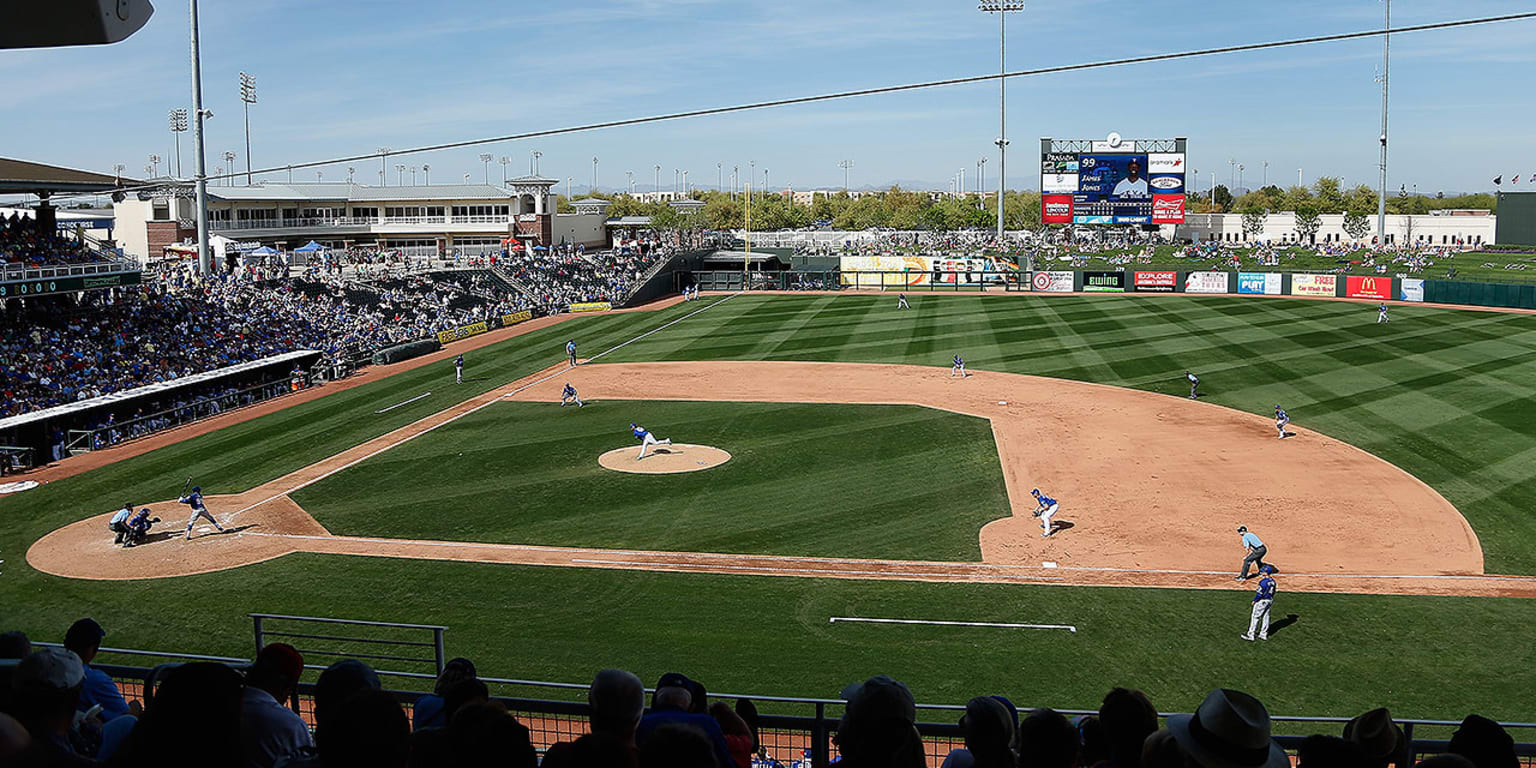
[1040,144,1186,225]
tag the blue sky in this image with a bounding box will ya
[5,0,1535,195]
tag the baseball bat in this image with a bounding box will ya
[181,476,192,496]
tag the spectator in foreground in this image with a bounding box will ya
[240,643,312,768]
[411,657,477,730]
[108,661,244,768]
[1098,686,1160,768]
[832,675,924,768]
[1296,735,1370,768]
[636,673,734,768]
[316,689,410,768]
[276,659,382,768]
[542,668,645,768]
[63,618,135,721]
[447,701,535,768]
[940,696,1017,768]
[1343,707,1411,768]
[638,723,717,768]
[1017,708,1078,768]
[9,647,90,767]
[1166,689,1289,768]
[1446,715,1518,768]
[0,630,31,659]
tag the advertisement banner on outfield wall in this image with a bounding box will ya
[1030,271,1074,293]
[437,321,490,344]
[1082,271,1126,292]
[1134,271,1177,292]
[840,255,1016,287]
[1400,278,1425,302]
[1238,273,1282,295]
[569,302,613,313]
[1291,274,1338,297]
[1346,276,1392,300]
[1184,271,1229,294]
[501,309,534,327]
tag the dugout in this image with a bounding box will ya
[1495,191,1536,246]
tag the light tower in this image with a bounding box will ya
[239,71,256,185]
[1376,0,1391,242]
[422,164,430,185]
[397,164,406,185]
[592,156,599,193]
[479,154,493,185]
[627,170,635,195]
[148,154,160,177]
[378,148,391,186]
[168,108,188,177]
[839,159,854,193]
[222,151,235,186]
[979,0,1025,244]
[654,165,661,196]
[499,156,510,184]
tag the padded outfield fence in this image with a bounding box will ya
[36,632,1536,768]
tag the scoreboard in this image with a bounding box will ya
[1040,137,1187,225]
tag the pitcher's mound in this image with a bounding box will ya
[598,444,732,474]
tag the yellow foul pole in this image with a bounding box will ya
[743,181,751,287]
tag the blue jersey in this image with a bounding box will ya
[1254,576,1276,602]
[566,342,577,355]
[1275,408,1288,421]
[632,426,649,440]
[455,355,463,368]
[179,491,205,511]
[953,356,964,367]
[1035,493,1058,507]
[562,384,577,397]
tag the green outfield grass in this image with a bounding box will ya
[5,292,1536,720]
[292,401,1009,560]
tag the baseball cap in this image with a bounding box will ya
[840,675,916,724]
[16,647,85,690]
[64,618,105,650]
[656,672,692,691]
[1259,565,1275,575]
[255,642,305,682]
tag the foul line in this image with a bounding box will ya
[225,293,742,523]
[830,617,1077,633]
[374,392,432,414]
[568,558,1065,581]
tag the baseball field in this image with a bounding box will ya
[8,291,1536,722]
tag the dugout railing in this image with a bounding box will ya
[38,643,1536,768]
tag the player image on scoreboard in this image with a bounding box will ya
[1075,154,1155,223]
[1038,142,1186,225]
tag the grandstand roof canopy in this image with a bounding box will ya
[0,158,132,195]
[208,183,516,202]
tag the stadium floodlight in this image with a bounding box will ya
[168,108,188,177]
[347,166,356,184]
[530,150,542,176]
[422,164,430,185]
[499,156,510,184]
[627,170,635,195]
[839,159,854,193]
[979,0,1024,244]
[654,165,661,196]
[148,154,160,177]
[479,153,493,185]
[592,156,599,194]
[222,151,236,186]
[1377,0,1391,243]
[377,147,392,186]
[239,72,256,185]
[397,164,407,186]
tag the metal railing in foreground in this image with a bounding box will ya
[44,643,1536,768]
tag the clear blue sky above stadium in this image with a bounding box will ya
[4,0,1534,195]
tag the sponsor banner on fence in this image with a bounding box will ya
[1041,153,1079,173]
[569,301,612,313]
[1148,153,1185,173]
[437,320,489,344]
[1031,271,1074,293]
[1238,272,1282,295]
[1291,274,1338,297]
[1151,194,1185,224]
[1042,194,1073,224]
[839,254,1015,286]
[1149,175,1184,194]
[501,309,534,327]
[1134,271,1178,292]
[1082,271,1125,293]
[1346,275,1392,300]
[1400,278,1425,302]
[1184,271,1228,294]
[1042,173,1079,193]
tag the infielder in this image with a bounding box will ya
[108,503,133,545]
[1186,370,1200,400]
[1274,406,1289,440]
[897,293,910,310]
[1242,565,1277,641]
[1031,488,1059,538]
[1236,525,1268,580]
[630,423,672,460]
[178,486,225,541]
[1377,303,1390,324]
[560,383,585,408]
[951,355,967,378]
[566,340,578,368]
[454,354,464,384]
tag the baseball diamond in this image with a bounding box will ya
[9,291,1536,721]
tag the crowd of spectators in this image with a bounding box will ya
[499,242,665,310]
[0,214,109,271]
[0,620,1527,768]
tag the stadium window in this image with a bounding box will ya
[152,203,169,219]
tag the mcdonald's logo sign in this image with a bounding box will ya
[1346,275,1392,300]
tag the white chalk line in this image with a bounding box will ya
[830,617,1077,633]
[374,392,432,414]
[224,293,742,524]
[568,558,1066,581]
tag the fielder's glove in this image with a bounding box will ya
[1032,508,1043,518]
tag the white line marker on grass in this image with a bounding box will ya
[375,392,432,414]
[830,617,1077,633]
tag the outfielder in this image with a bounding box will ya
[1031,488,1059,538]
[1242,565,1277,641]
[951,355,967,378]
[566,340,578,368]
[454,354,464,384]
[560,383,585,408]
[178,486,225,541]
[897,293,909,310]
[630,423,672,460]
[1186,370,1200,400]
[108,503,133,545]
[1274,406,1290,440]
[1377,303,1390,324]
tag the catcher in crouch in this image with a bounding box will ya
[1031,488,1060,538]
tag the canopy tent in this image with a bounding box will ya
[294,241,327,253]
[250,246,281,256]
